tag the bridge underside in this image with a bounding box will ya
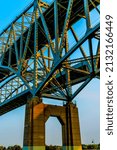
[0,0,100,112]
[0,0,100,149]
[0,60,99,115]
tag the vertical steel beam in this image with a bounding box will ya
[12,25,19,67]
[84,0,91,29]
[20,15,24,60]
[48,47,50,70]
[33,2,39,91]
[65,33,72,98]
[54,0,60,62]
[88,38,95,72]
[95,41,100,69]
[8,32,13,67]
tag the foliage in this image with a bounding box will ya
[46,145,62,150]
[0,144,100,150]
[0,146,6,150]
[7,145,22,150]
[82,144,88,149]
[82,144,100,149]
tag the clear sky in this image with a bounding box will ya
[0,0,100,147]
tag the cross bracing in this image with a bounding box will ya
[0,0,100,115]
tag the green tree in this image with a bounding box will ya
[7,145,22,150]
[46,145,62,150]
[0,146,6,150]
[97,144,100,150]
[13,145,22,150]
[7,146,14,150]
[82,144,87,149]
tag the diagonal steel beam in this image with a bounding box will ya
[59,0,73,54]
[35,23,100,95]
[70,77,92,101]
[37,2,55,58]
[70,69,100,101]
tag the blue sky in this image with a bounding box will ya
[0,0,100,147]
[0,79,100,147]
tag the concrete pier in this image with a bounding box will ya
[23,97,82,150]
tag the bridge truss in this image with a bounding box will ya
[0,0,100,115]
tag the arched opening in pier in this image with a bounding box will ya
[45,116,62,146]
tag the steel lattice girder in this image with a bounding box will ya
[0,0,100,115]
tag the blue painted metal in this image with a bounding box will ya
[0,0,100,115]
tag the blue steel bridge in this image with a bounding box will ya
[0,0,100,149]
